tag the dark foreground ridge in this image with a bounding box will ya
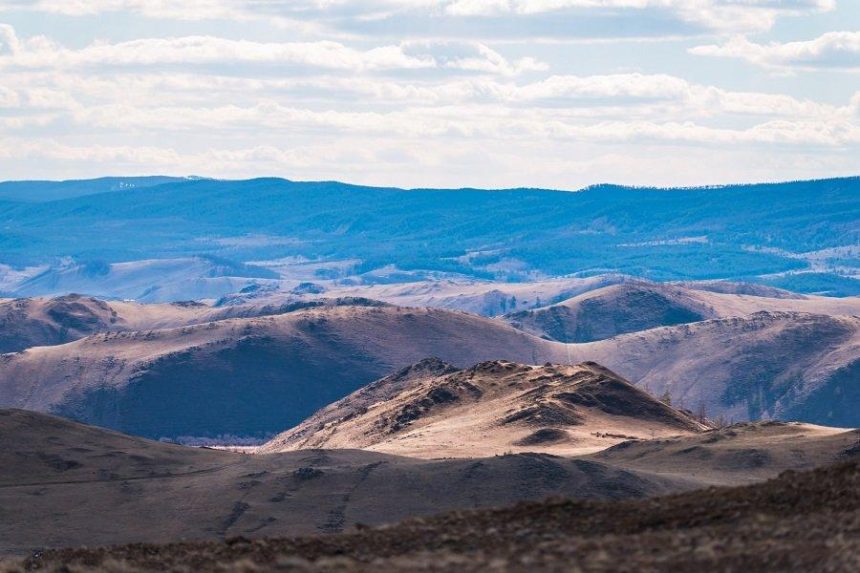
[8,459,859,573]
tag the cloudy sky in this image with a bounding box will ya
[0,1,858,189]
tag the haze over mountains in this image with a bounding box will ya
[0,176,858,300]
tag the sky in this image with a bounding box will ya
[0,0,858,189]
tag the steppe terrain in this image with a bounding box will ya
[3,455,858,572]
[0,280,857,571]
[1,360,857,556]
[0,305,558,439]
[2,281,858,439]
[0,182,856,569]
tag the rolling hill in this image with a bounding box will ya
[9,256,280,302]
[565,311,860,427]
[1,300,859,438]
[504,280,860,342]
[18,458,857,573]
[262,360,707,458]
[0,409,855,557]
[0,293,391,353]
[505,282,712,342]
[322,274,637,316]
[0,305,560,439]
[0,294,122,354]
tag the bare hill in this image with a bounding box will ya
[504,281,860,342]
[0,409,690,556]
[0,295,125,353]
[0,306,560,439]
[262,361,707,458]
[0,293,391,353]
[2,292,859,441]
[682,280,804,298]
[505,282,711,342]
[565,311,860,428]
[10,257,280,303]
[322,275,636,316]
[593,420,858,486]
[0,409,856,558]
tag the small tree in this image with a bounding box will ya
[660,389,672,407]
[696,402,707,423]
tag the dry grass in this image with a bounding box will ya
[5,460,858,573]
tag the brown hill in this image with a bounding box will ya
[0,306,559,439]
[5,435,859,572]
[505,281,712,342]
[321,275,634,316]
[0,409,855,558]
[0,409,691,556]
[2,300,859,440]
[681,280,804,298]
[0,295,121,353]
[0,293,391,353]
[566,311,860,428]
[504,281,860,342]
[261,360,707,458]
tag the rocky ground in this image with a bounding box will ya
[5,459,858,573]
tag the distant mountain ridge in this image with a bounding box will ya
[0,175,857,295]
[0,176,191,203]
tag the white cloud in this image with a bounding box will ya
[49,95,858,149]
[690,31,860,71]
[0,29,543,76]
[402,41,547,75]
[0,0,835,38]
[0,138,183,164]
[443,0,834,17]
[0,22,20,53]
[3,60,853,144]
[0,35,432,71]
[1,0,281,21]
[0,84,19,107]
[0,2,855,187]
